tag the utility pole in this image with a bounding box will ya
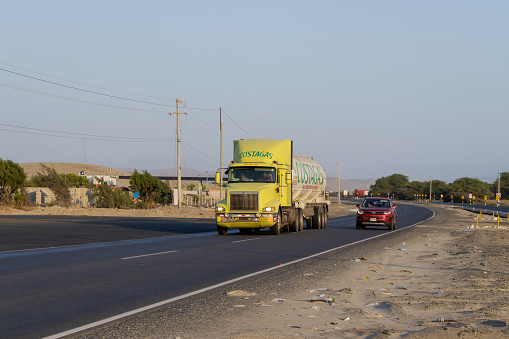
[84,128,87,164]
[220,107,224,200]
[337,162,341,204]
[430,174,432,202]
[169,99,187,208]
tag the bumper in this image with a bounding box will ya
[216,213,278,229]
[357,214,393,225]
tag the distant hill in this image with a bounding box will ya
[19,162,132,179]
[326,177,376,193]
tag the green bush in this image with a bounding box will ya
[0,158,27,205]
[92,179,134,209]
[130,169,172,207]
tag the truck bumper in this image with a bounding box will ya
[216,213,278,229]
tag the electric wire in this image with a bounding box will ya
[0,62,220,111]
[0,67,174,107]
[0,124,174,142]
[221,109,255,138]
[0,61,173,100]
[0,83,168,114]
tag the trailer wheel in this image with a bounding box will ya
[322,205,328,229]
[217,226,228,235]
[296,208,303,232]
[289,210,298,232]
[312,207,321,229]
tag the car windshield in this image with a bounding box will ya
[363,199,390,208]
[228,167,276,183]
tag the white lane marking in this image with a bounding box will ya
[232,238,261,243]
[120,250,178,260]
[44,207,435,339]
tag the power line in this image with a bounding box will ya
[0,123,175,142]
[0,61,173,100]
[0,67,174,107]
[0,62,221,112]
[0,83,168,114]
[221,109,255,138]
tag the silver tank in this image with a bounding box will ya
[292,155,327,201]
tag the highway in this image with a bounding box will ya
[0,203,434,338]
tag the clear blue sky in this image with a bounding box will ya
[1,1,507,183]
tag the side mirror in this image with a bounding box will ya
[285,172,292,185]
[215,170,221,185]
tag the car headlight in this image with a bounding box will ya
[216,206,225,212]
[383,211,392,215]
[357,210,364,215]
[262,207,276,212]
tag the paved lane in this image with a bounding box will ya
[0,203,434,338]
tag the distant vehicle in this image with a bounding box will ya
[356,197,397,230]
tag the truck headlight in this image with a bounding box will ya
[216,206,225,212]
[262,207,276,212]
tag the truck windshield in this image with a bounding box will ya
[229,167,276,183]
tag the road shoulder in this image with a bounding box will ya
[72,204,509,338]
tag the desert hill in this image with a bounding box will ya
[19,162,132,179]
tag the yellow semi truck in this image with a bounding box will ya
[215,139,329,235]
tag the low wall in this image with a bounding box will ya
[26,187,93,207]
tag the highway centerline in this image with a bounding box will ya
[231,238,261,243]
[120,250,178,260]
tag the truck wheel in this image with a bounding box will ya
[289,210,298,232]
[296,208,303,232]
[322,205,328,229]
[312,212,319,229]
[318,206,325,229]
[217,226,228,235]
[271,211,282,235]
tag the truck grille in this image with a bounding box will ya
[229,192,258,211]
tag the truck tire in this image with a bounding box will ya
[312,206,321,229]
[322,205,328,229]
[296,208,303,232]
[289,210,298,232]
[271,211,282,235]
[217,226,228,235]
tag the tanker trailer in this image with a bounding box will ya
[215,139,329,235]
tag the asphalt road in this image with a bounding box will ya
[0,203,434,339]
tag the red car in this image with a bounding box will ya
[356,197,397,230]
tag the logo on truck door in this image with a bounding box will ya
[239,150,273,159]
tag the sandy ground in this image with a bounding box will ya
[3,203,509,338]
[168,205,506,339]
